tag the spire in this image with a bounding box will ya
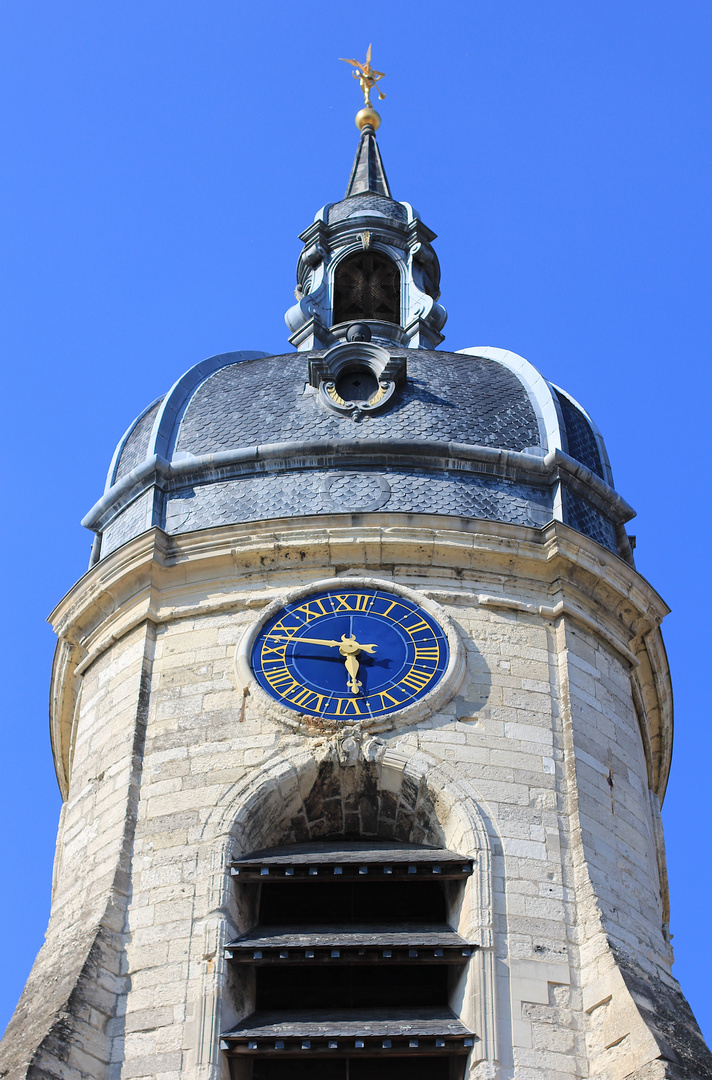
[284,48,447,351]
[345,123,391,198]
[340,45,391,196]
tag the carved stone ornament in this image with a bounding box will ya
[308,340,407,418]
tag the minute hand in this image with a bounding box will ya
[266,634,377,651]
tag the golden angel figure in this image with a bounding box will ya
[340,44,386,107]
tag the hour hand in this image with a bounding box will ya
[344,652,362,695]
[337,635,378,695]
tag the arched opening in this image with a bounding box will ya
[223,840,473,1080]
[219,752,486,1080]
[332,251,401,326]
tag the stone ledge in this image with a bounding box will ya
[47,516,672,806]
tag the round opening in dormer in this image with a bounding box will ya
[334,367,380,402]
[333,251,400,325]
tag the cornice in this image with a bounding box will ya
[48,514,671,804]
[80,440,635,535]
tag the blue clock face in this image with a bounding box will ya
[251,587,449,720]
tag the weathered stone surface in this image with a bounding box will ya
[0,517,703,1080]
[613,949,712,1080]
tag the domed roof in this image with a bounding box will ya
[83,344,633,565]
[172,351,538,453]
[82,120,634,566]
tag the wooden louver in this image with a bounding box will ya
[221,841,477,1078]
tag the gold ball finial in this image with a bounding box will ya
[355,107,381,131]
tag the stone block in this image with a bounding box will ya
[124,1008,175,1034]
[120,1051,183,1078]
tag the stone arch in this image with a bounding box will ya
[189,738,502,1075]
[232,742,443,855]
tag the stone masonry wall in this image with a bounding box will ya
[0,623,154,1080]
[73,601,657,1077]
[1,520,707,1080]
[564,620,666,965]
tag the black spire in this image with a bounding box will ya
[345,124,391,198]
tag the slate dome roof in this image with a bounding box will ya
[82,119,634,566]
[174,352,538,454]
[84,345,633,566]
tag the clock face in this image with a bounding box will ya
[251,587,449,720]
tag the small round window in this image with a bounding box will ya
[334,368,379,403]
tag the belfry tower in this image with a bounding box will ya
[1,62,710,1080]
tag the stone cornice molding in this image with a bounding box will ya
[48,515,671,803]
[82,440,635,536]
[475,593,641,667]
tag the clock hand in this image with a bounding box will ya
[265,632,377,696]
[343,651,362,695]
[337,634,377,695]
[266,634,344,647]
[265,633,378,653]
[337,635,377,655]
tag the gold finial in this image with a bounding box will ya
[340,44,385,129]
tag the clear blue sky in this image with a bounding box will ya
[1,0,711,1043]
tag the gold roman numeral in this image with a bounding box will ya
[264,667,301,696]
[331,697,362,715]
[372,690,404,710]
[399,669,433,692]
[294,599,330,622]
[401,618,431,635]
[288,687,325,711]
[333,593,370,612]
[413,646,440,662]
[375,599,400,616]
[261,642,287,659]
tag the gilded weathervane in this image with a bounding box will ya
[340,44,386,108]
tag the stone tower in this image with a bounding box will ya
[1,104,710,1080]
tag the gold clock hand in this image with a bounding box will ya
[337,635,377,655]
[344,651,362,695]
[266,634,344,647]
[266,633,378,653]
[266,632,378,696]
[337,634,378,694]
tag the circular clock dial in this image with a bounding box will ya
[251,587,449,720]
